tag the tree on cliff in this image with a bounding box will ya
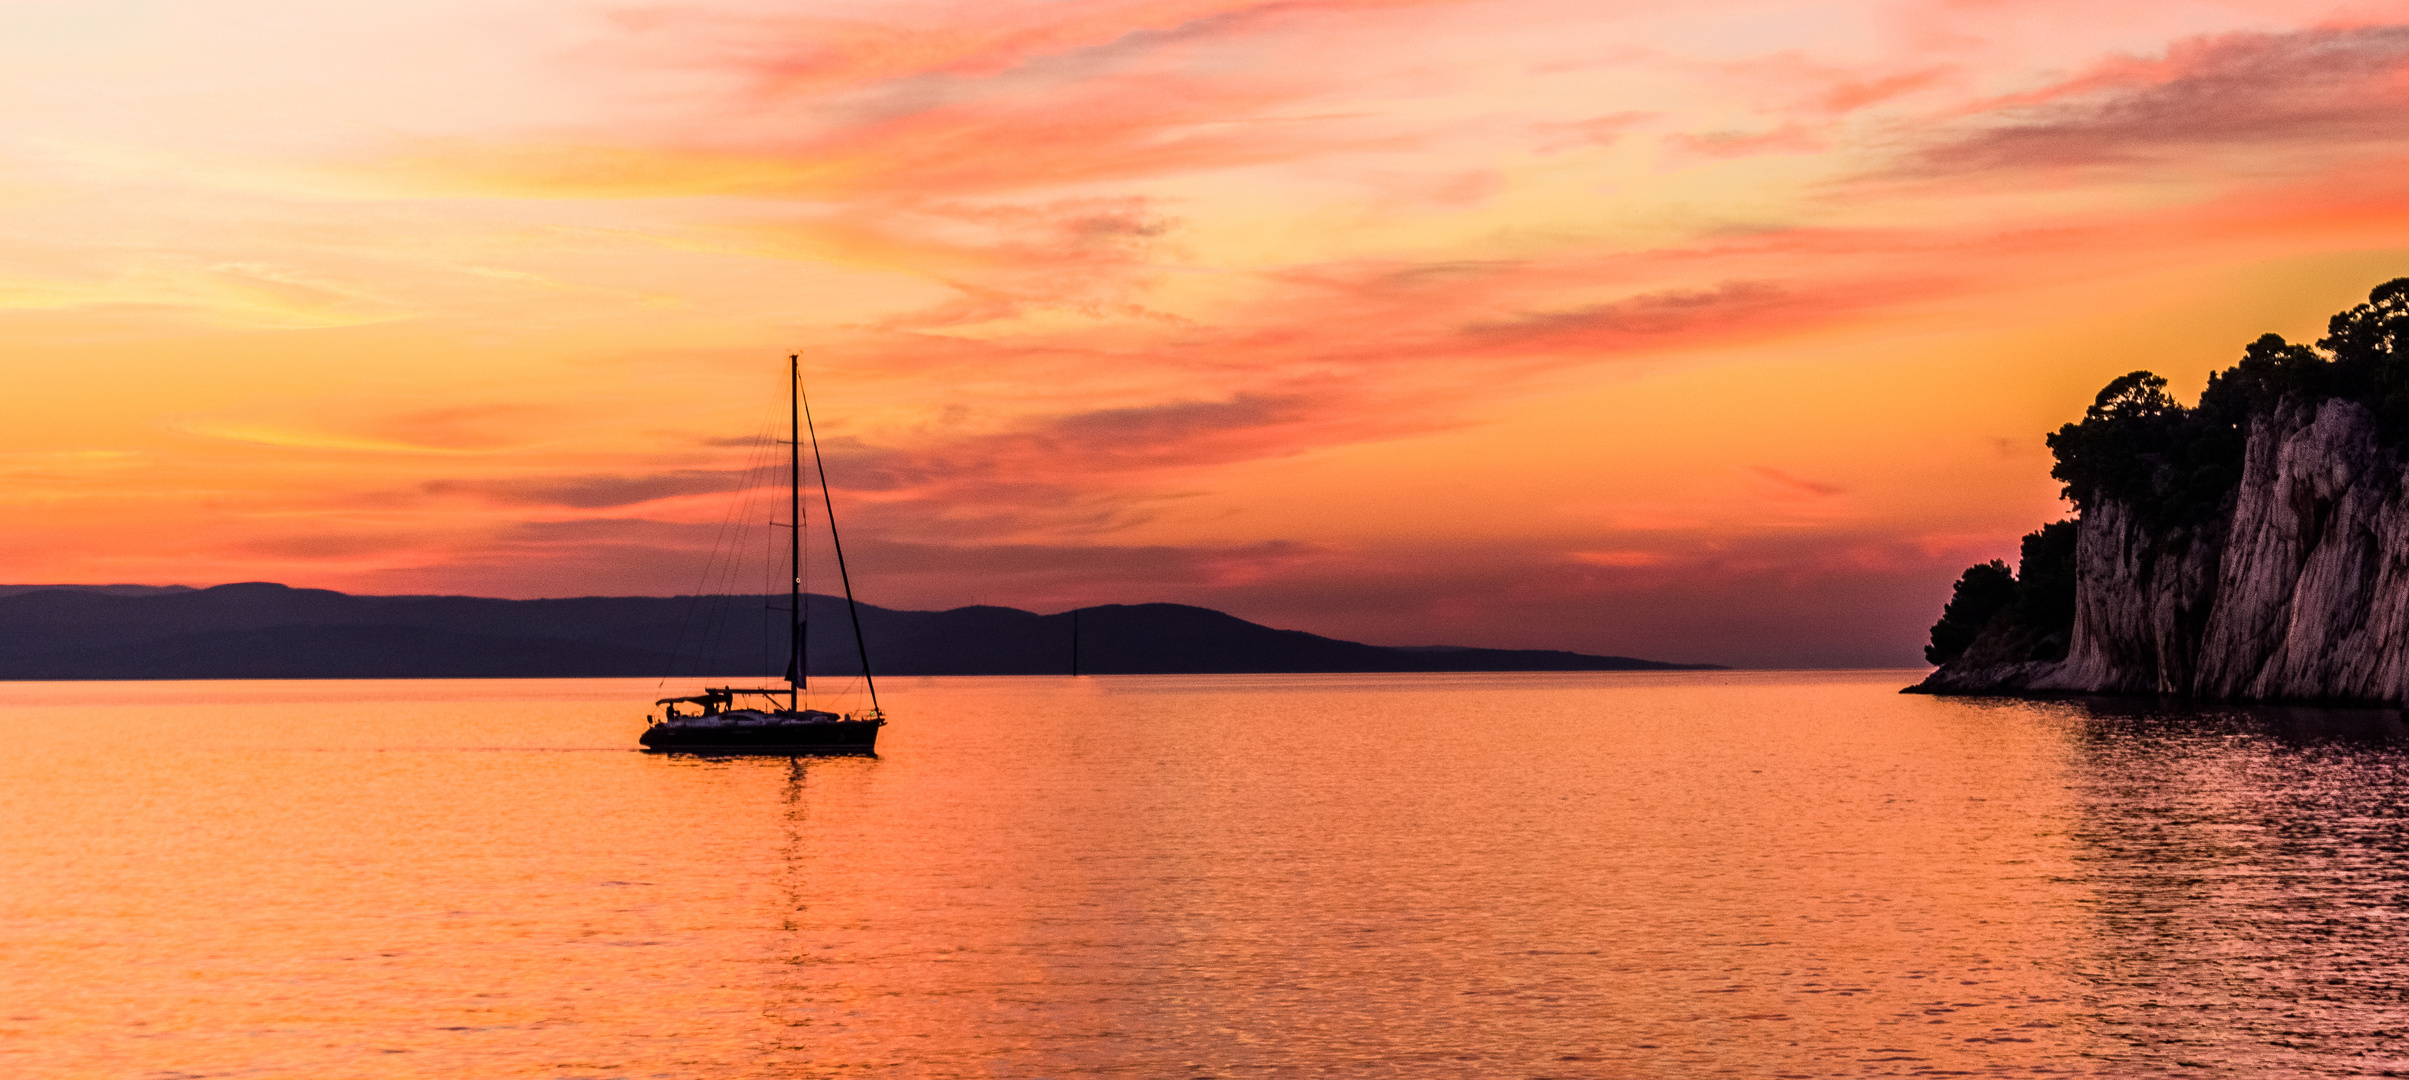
[2321,277,2409,430]
[2044,279,2409,528]
[1927,277,2409,672]
[1924,521,2077,666]
[1925,560,2013,665]
[2045,370,2247,526]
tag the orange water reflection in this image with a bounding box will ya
[2,674,2403,1076]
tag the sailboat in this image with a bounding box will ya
[639,356,886,754]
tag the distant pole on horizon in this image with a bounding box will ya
[1071,608,1080,677]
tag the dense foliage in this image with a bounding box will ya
[1929,278,2409,667]
[2046,278,2409,524]
[1924,560,2012,665]
[1925,521,2077,666]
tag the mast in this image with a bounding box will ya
[788,354,803,712]
[802,384,881,716]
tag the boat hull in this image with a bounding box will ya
[639,718,882,755]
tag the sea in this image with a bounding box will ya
[3,671,2406,1079]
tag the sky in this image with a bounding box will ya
[6,0,2409,667]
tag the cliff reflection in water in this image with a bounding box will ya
[4,674,2408,1077]
[2048,698,2409,1070]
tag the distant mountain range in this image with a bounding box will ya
[0,583,1724,679]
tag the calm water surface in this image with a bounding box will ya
[3,672,2406,1078]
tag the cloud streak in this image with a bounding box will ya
[1901,25,2409,177]
[422,470,747,508]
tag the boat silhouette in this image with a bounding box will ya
[640,357,885,754]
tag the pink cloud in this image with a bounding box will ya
[519,0,1490,201]
[605,0,1462,96]
[1663,123,1828,161]
[1531,111,1655,153]
[740,196,1187,328]
[1899,25,2409,177]
[1813,67,1953,114]
[421,470,747,509]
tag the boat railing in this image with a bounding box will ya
[655,687,881,725]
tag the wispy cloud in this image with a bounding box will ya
[1899,25,2409,178]
[1663,124,1828,161]
[1750,466,1845,498]
[423,469,747,508]
[170,404,559,456]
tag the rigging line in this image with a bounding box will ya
[802,493,820,695]
[800,382,879,715]
[690,436,767,676]
[663,431,758,683]
[703,449,778,676]
[661,414,777,684]
[724,411,784,670]
[766,395,788,686]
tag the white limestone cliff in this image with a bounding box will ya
[1918,396,2409,703]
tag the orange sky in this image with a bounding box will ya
[7,0,2409,665]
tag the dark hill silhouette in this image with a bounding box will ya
[42,625,668,680]
[0,583,1723,679]
[0,583,194,599]
[887,603,1422,675]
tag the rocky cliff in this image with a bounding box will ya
[1915,279,2409,704]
